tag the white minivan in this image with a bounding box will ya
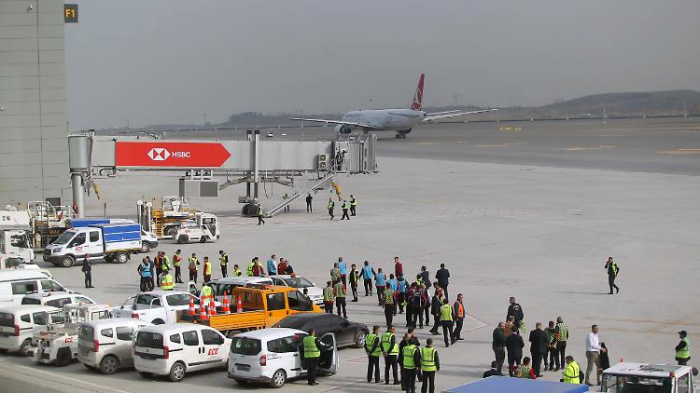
[228,328,338,388]
[0,305,61,354]
[78,319,152,374]
[0,270,69,306]
[22,291,95,308]
[134,324,231,382]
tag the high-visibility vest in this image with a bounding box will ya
[139,262,151,278]
[363,266,374,279]
[375,272,386,287]
[334,282,345,298]
[331,268,341,281]
[323,286,335,302]
[556,322,569,342]
[173,254,181,267]
[220,253,228,266]
[384,287,395,305]
[303,336,320,358]
[402,344,418,369]
[415,276,424,286]
[342,202,348,210]
[607,261,619,275]
[520,365,533,379]
[454,302,464,318]
[365,334,382,357]
[162,256,171,271]
[351,198,357,206]
[233,268,242,277]
[204,261,212,276]
[160,274,174,290]
[676,338,691,360]
[188,257,198,271]
[420,347,437,372]
[381,332,399,356]
[328,201,334,209]
[246,262,255,276]
[440,304,453,322]
[562,361,581,384]
[201,285,213,301]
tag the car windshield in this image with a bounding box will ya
[602,374,672,393]
[53,231,75,245]
[230,337,262,356]
[79,325,94,340]
[134,294,160,309]
[283,277,314,288]
[136,331,164,348]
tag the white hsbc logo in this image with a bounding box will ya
[147,148,191,161]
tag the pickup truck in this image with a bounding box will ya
[180,285,322,336]
[113,291,214,325]
[67,218,158,253]
[601,362,697,393]
[44,223,142,267]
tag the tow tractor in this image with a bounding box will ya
[174,212,219,244]
[601,362,697,393]
[29,304,112,366]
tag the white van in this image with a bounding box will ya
[134,324,231,382]
[0,305,61,354]
[228,328,338,388]
[0,270,68,306]
[78,319,152,374]
[22,292,95,308]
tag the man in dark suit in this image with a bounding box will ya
[529,322,548,377]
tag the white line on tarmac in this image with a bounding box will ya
[9,364,132,393]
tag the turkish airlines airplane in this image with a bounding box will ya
[292,74,496,138]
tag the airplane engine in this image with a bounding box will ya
[335,124,353,134]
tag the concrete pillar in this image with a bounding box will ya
[71,173,84,218]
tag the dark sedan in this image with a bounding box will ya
[275,313,368,349]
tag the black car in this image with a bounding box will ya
[275,313,368,349]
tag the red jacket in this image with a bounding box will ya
[253,264,265,277]
[395,262,403,278]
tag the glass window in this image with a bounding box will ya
[9,234,28,249]
[89,231,100,242]
[135,331,161,347]
[79,325,94,341]
[53,231,75,245]
[47,298,72,308]
[287,291,312,311]
[71,233,86,246]
[32,312,48,325]
[677,374,689,393]
[267,336,298,353]
[101,328,114,338]
[49,312,65,324]
[0,313,13,326]
[116,326,134,341]
[182,331,199,346]
[41,280,65,292]
[21,297,41,305]
[283,277,314,288]
[165,294,190,307]
[169,334,181,344]
[12,281,38,295]
[230,337,261,355]
[75,296,94,304]
[201,329,224,345]
[20,314,30,323]
[266,293,286,311]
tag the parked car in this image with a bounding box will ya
[0,305,62,355]
[269,275,323,305]
[78,319,152,374]
[0,270,66,306]
[21,291,95,308]
[275,313,368,349]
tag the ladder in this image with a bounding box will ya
[265,172,335,217]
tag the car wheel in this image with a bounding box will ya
[177,235,188,244]
[140,242,150,253]
[55,348,72,367]
[199,236,206,243]
[354,329,367,348]
[138,371,153,379]
[169,361,186,382]
[99,355,119,374]
[270,369,286,388]
[60,256,75,268]
[18,339,31,356]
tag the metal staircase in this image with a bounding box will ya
[265,171,336,217]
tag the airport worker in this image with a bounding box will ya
[267,254,277,275]
[546,320,558,371]
[160,271,175,291]
[349,263,360,302]
[381,325,400,385]
[153,252,164,284]
[556,316,569,370]
[173,249,183,283]
[306,193,313,213]
[350,194,357,216]
[188,253,199,284]
[420,338,440,393]
[246,257,257,276]
[453,293,465,341]
[257,204,265,225]
[429,288,442,334]
[384,284,396,328]
[328,198,335,220]
[529,322,548,377]
[507,297,525,333]
[388,274,398,294]
[585,324,603,386]
[492,322,507,374]
[334,279,347,318]
[396,274,408,313]
[203,256,212,283]
[375,267,387,305]
[200,282,213,307]
[675,330,691,365]
[323,281,335,313]
[506,328,524,376]
[439,298,455,347]
[435,263,450,301]
[330,263,341,283]
[394,256,403,278]
[283,193,290,212]
[148,256,156,290]
[362,260,376,296]
[400,335,421,393]
[302,328,328,386]
[400,329,421,390]
[520,356,536,379]
[137,257,152,292]
[219,250,229,278]
[605,257,620,294]
[562,356,581,384]
[341,200,350,220]
[366,325,382,383]
[81,254,93,288]
[232,264,242,277]
[161,251,171,274]
[253,258,266,276]
[337,257,348,287]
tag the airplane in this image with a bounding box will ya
[292,74,497,139]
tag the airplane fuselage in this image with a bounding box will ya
[341,108,426,131]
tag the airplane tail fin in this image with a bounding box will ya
[411,74,425,111]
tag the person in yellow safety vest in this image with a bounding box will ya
[365,325,382,383]
[302,328,327,386]
[439,299,456,347]
[381,325,400,385]
[420,338,441,393]
[400,339,420,393]
[333,280,347,319]
[173,249,183,283]
[605,256,620,294]
[246,258,257,277]
[384,285,396,329]
[203,256,213,283]
[323,281,335,314]
[675,330,691,365]
[350,194,357,216]
[161,252,171,272]
[160,272,175,291]
[232,264,242,277]
[219,250,229,278]
[200,283,213,308]
[453,293,465,341]
[328,198,335,220]
[188,253,199,284]
[562,355,581,384]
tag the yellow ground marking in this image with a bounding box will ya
[562,145,617,151]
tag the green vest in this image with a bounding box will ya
[233,268,242,277]
[342,202,348,210]
[381,332,399,355]
[160,274,174,290]
[162,256,171,271]
[204,261,212,276]
[402,344,418,369]
[188,257,198,271]
[246,261,255,276]
[520,365,533,379]
[366,334,382,357]
[328,201,334,209]
[384,287,395,305]
[334,282,345,298]
[331,268,341,281]
[201,285,213,300]
[420,347,437,371]
[562,361,580,383]
[440,304,453,322]
[556,322,569,342]
[323,286,335,302]
[303,336,320,358]
[351,198,357,206]
[676,338,690,360]
[219,253,228,266]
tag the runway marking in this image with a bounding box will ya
[317,378,367,393]
[0,363,131,393]
[597,134,627,137]
[475,143,512,148]
[658,149,700,155]
[562,145,616,151]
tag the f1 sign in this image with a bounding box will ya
[115,142,231,168]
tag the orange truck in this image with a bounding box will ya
[180,285,321,336]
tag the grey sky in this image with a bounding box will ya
[65,0,700,129]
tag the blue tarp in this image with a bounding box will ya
[91,223,141,243]
[444,377,589,393]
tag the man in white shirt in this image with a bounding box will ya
[585,325,603,386]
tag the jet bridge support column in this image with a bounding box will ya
[68,134,91,218]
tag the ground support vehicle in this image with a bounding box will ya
[78,319,152,374]
[67,218,158,253]
[174,213,219,244]
[22,291,95,308]
[601,362,697,393]
[0,210,35,266]
[113,291,212,325]
[44,223,141,267]
[0,305,62,355]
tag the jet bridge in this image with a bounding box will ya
[67,131,378,218]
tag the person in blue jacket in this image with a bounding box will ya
[362,261,376,297]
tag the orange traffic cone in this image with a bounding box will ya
[188,295,196,316]
[222,291,230,314]
[199,302,208,322]
[236,296,243,313]
[209,298,217,316]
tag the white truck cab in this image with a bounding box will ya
[0,210,35,266]
[134,324,231,382]
[44,223,142,267]
[174,213,219,244]
[601,362,697,393]
[228,328,338,388]
[113,291,210,325]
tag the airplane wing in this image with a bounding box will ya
[291,117,374,129]
[422,108,498,122]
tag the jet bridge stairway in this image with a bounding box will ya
[265,171,336,217]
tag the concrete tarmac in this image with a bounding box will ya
[1,118,699,392]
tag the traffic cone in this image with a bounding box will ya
[236,296,243,313]
[209,298,217,316]
[222,291,231,314]
[199,303,208,322]
[188,295,196,316]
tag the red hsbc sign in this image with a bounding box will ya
[115,142,231,168]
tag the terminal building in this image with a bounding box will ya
[0,0,69,206]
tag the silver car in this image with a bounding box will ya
[78,319,151,374]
